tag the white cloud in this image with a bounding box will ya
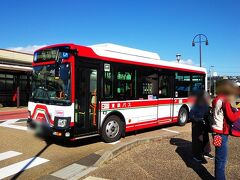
[172,59,194,65]
[7,45,47,54]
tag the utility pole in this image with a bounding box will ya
[209,65,214,96]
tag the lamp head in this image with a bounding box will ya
[192,41,195,47]
[205,40,209,45]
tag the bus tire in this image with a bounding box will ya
[101,115,124,143]
[178,107,188,126]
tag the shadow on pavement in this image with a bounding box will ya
[10,135,102,178]
[170,138,214,180]
[36,122,181,148]
[10,142,51,180]
[50,136,102,147]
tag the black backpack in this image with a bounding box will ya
[204,106,214,133]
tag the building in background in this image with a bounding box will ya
[0,49,32,107]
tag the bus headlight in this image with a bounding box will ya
[54,117,71,129]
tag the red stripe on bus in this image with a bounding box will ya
[70,56,76,102]
[31,105,75,127]
[101,98,191,110]
[32,104,54,125]
[125,116,178,132]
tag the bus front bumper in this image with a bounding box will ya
[27,118,73,139]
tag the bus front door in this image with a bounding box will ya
[76,65,98,134]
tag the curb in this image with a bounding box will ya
[54,132,180,180]
[94,133,179,167]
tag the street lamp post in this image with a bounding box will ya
[192,34,209,67]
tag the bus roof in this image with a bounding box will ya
[89,43,161,61]
[36,43,207,74]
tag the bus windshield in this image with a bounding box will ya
[31,63,71,105]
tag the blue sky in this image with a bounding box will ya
[1,0,240,75]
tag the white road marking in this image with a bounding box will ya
[83,176,109,180]
[108,140,120,145]
[52,163,87,179]
[14,121,27,124]
[0,119,19,123]
[0,157,49,179]
[0,151,22,161]
[162,128,180,134]
[1,124,28,131]
[0,119,28,131]
[0,119,14,122]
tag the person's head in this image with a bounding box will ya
[216,79,237,101]
[195,90,210,106]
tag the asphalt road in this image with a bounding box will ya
[0,119,110,180]
[89,124,240,180]
[0,118,187,180]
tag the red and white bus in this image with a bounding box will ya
[28,43,207,142]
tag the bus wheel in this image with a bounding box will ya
[101,115,124,143]
[178,107,188,126]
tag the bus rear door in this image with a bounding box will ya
[158,72,175,123]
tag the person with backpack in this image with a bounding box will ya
[190,90,214,164]
[212,80,240,180]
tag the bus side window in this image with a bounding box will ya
[116,67,136,100]
[138,68,158,99]
[175,72,191,97]
[104,71,113,98]
[103,64,114,99]
[191,75,205,94]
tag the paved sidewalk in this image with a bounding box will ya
[88,131,214,180]
[0,107,28,120]
[87,125,240,180]
[46,124,187,180]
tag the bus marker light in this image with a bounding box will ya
[53,132,62,136]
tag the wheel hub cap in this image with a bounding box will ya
[180,112,186,123]
[106,120,119,138]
